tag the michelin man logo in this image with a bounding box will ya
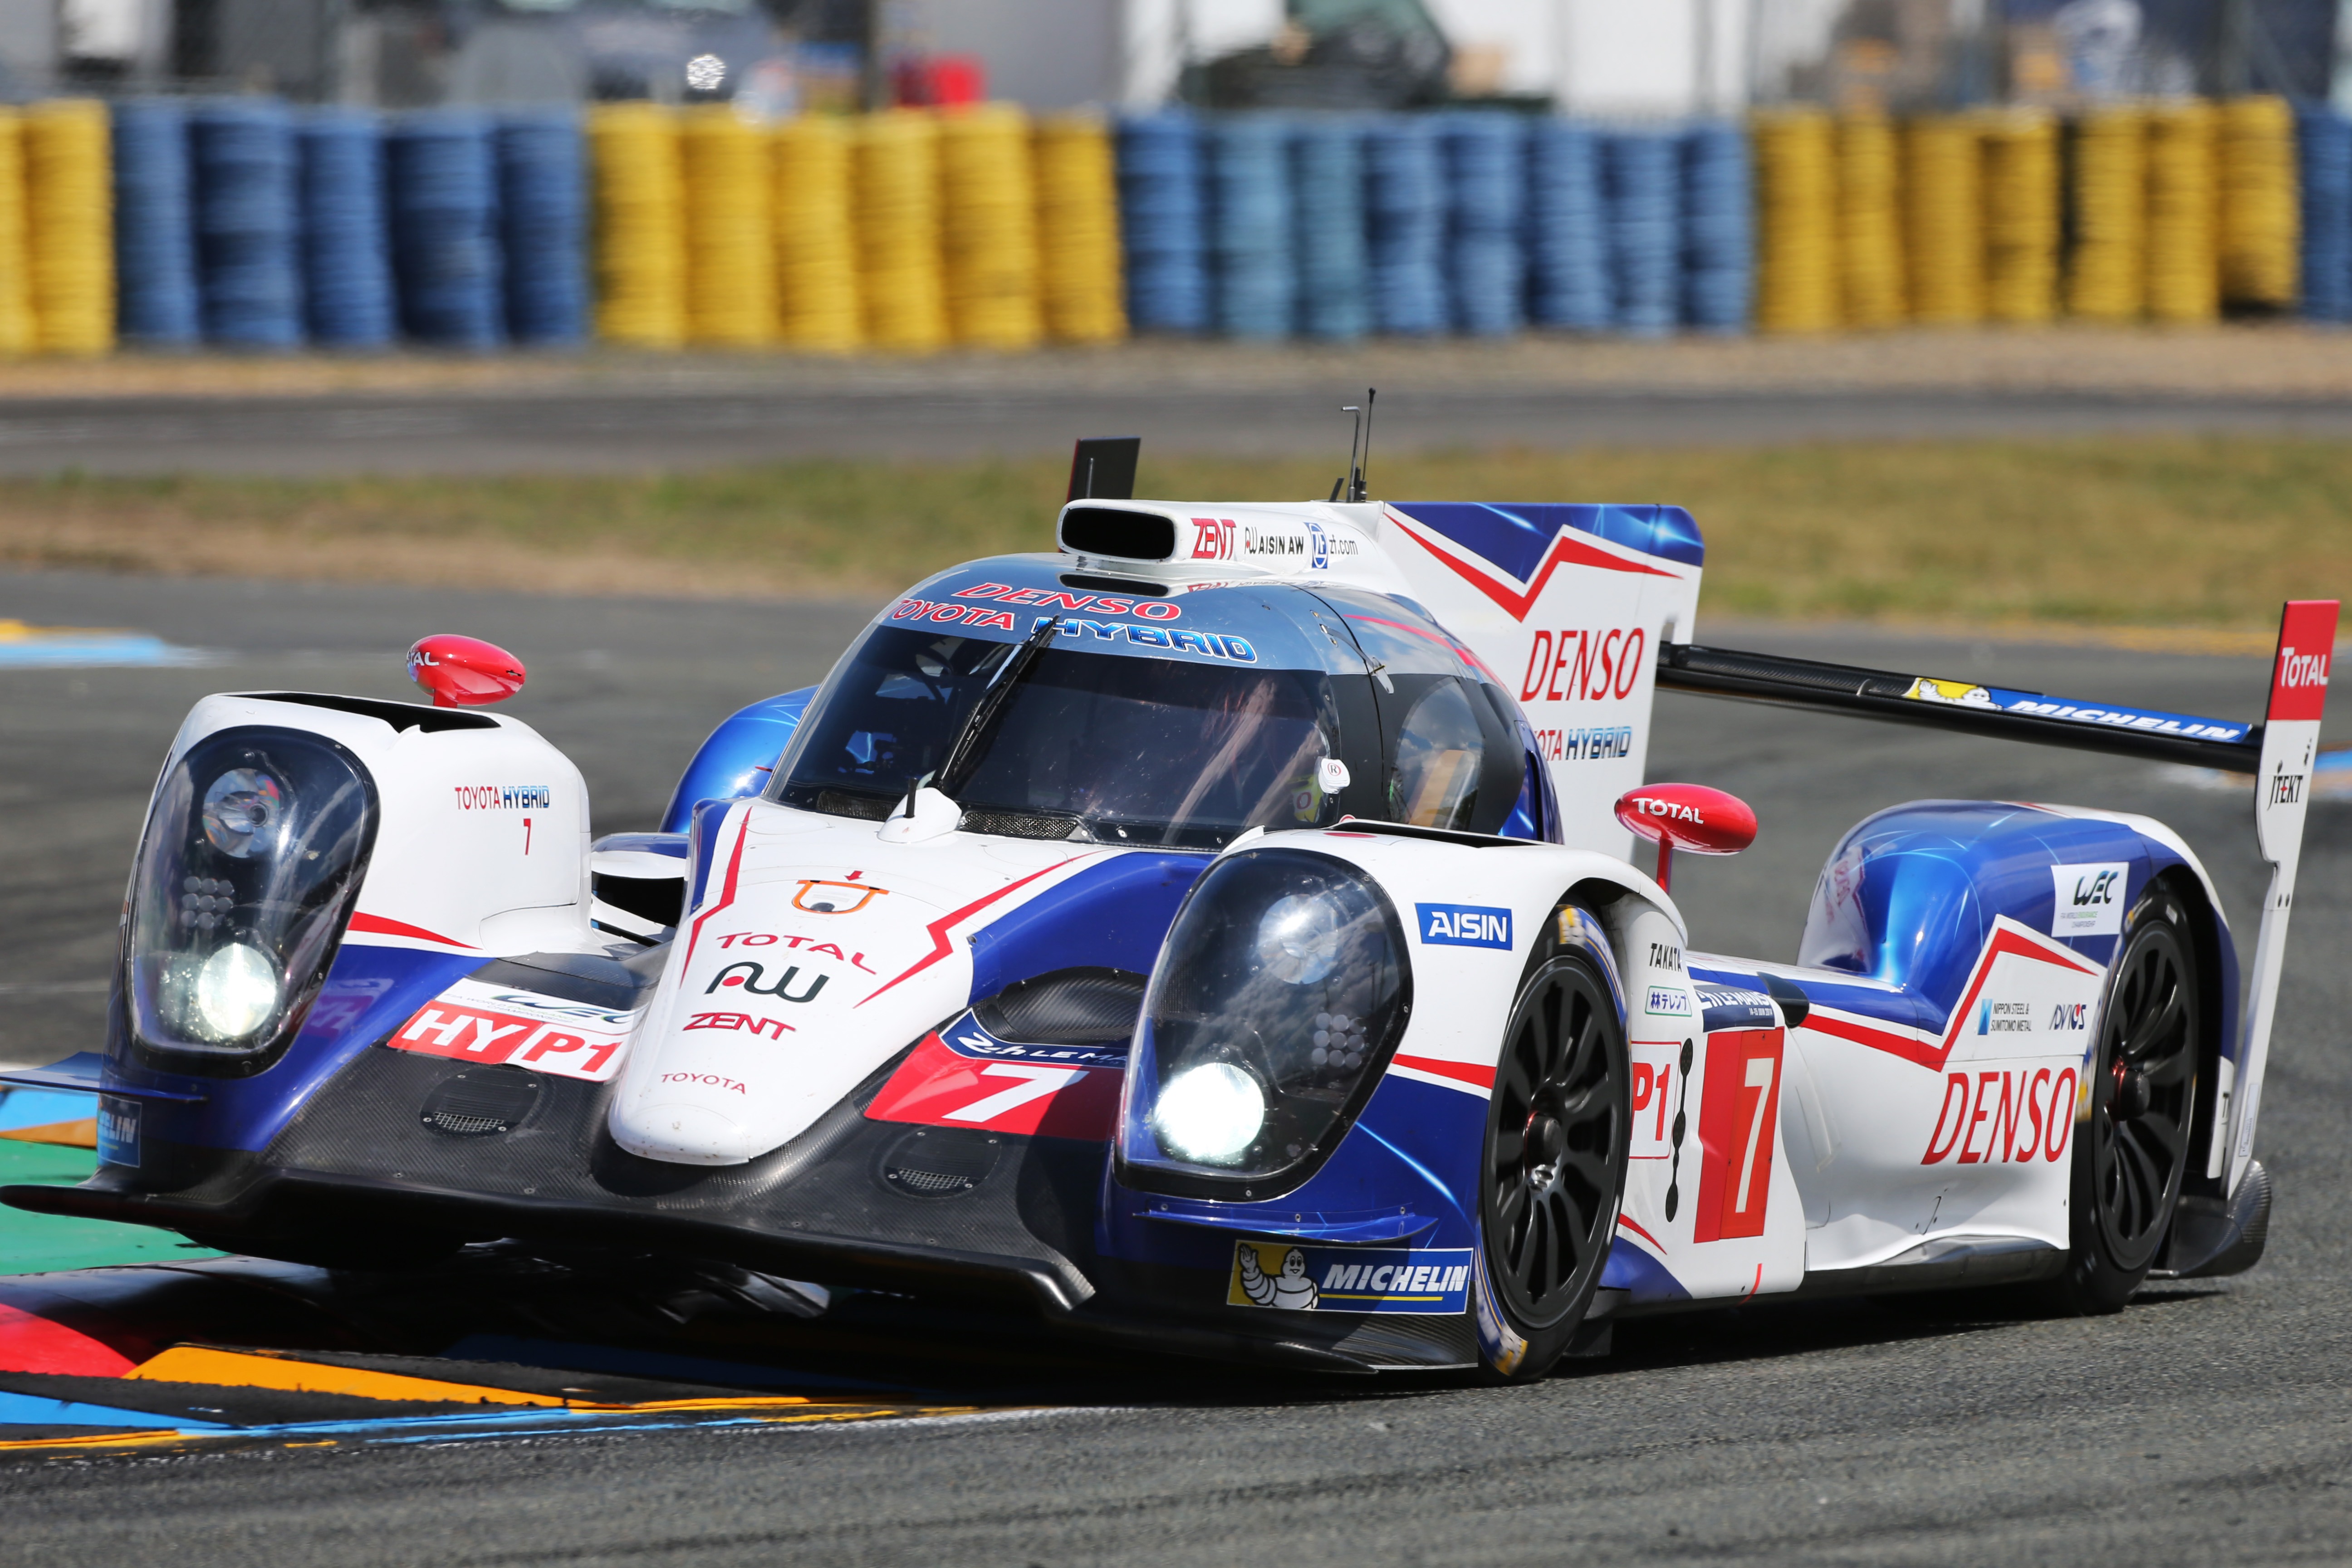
[1236,1243,1318,1310]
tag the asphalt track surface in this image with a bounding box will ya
[6,385,2352,473]
[2,568,2347,1564]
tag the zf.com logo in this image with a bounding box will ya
[1417,903,1512,949]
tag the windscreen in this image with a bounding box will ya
[774,626,1347,848]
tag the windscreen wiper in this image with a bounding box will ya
[931,616,1063,800]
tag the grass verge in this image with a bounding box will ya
[1,435,2344,633]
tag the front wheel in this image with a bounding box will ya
[2053,884,2202,1314]
[1475,946,1629,1381]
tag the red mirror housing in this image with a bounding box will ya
[1614,783,1758,893]
[407,634,527,708]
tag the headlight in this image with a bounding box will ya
[126,727,377,1072]
[1151,1062,1267,1165]
[1119,848,1410,1196]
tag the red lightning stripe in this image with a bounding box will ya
[858,857,1091,1008]
[1615,1213,1666,1251]
[679,808,753,971]
[348,912,474,949]
[1389,511,1676,623]
[1390,1054,1496,1092]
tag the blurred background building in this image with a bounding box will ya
[0,0,2341,111]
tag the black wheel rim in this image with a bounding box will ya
[1484,957,1626,1330]
[2090,916,2197,1273]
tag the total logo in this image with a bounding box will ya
[713,932,877,972]
[705,961,828,1003]
[1628,794,1708,827]
[2278,644,2331,693]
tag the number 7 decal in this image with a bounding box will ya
[944,1063,1083,1124]
[1693,1029,1784,1242]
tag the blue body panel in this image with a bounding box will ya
[965,851,1209,1000]
[1692,800,2238,1062]
[1098,1074,1488,1276]
[660,688,813,835]
[1388,502,1705,573]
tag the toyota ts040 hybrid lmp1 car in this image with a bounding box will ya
[7,437,2333,1381]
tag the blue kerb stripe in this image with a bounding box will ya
[1390,502,1705,575]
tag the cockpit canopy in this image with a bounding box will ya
[771,561,1551,848]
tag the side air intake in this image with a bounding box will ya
[1058,506,1176,562]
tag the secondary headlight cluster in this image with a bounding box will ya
[1120,848,1409,1196]
[125,728,377,1070]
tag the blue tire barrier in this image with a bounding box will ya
[190,98,302,349]
[386,111,504,350]
[1681,120,1752,333]
[296,109,395,350]
[1527,118,1611,331]
[111,100,200,348]
[1604,128,1681,336]
[1117,112,1208,334]
[2298,104,2352,323]
[496,111,588,347]
[1441,110,1525,337]
[1205,114,1294,339]
[1290,114,1368,341]
[1365,116,1446,335]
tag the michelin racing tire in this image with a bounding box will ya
[2054,883,2202,1315]
[1475,935,1630,1382]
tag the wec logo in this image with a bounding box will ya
[1417,903,1512,949]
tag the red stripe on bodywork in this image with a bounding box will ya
[1390,1054,1495,1091]
[858,858,1085,1007]
[1615,1213,1666,1251]
[347,912,474,949]
[680,807,752,970]
[1801,1009,1944,1070]
[1390,511,1676,623]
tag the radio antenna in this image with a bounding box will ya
[1351,388,1376,502]
[1336,402,1363,503]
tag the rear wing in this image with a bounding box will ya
[1659,602,2337,1198]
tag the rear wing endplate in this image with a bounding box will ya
[1660,601,2337,1198]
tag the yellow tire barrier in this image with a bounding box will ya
[1752,107,1839,333]
[2218,93,2298,310]
[1903,113,1982,326]
[2145,98,2217,323]
[680,107,774,347]
[938,103,1041,350]
[0,110,33,355]
[588,103,685,349]
[25,99,112,355]
[1836,110,1906,328]
[773,114,861,353]
[1982,108,2059,325]
[854,109,947,353]
[1033,112,1126,344]
[2067,103,2144,320]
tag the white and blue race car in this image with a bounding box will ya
[6,441,2330,1380]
